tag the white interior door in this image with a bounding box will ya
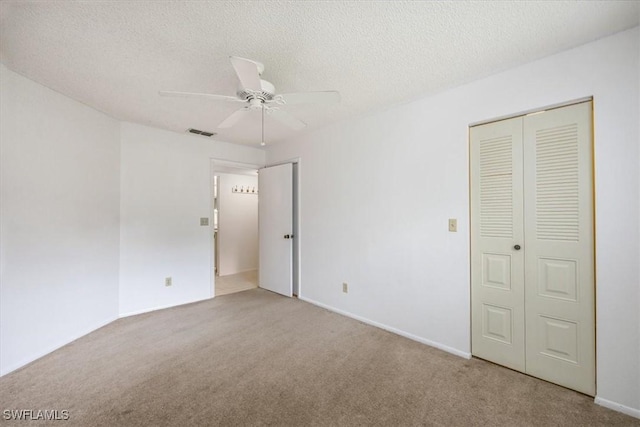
[471,116,526,372]
[258,163,293,297]
[523,101,595,395]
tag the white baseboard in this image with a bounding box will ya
[119,296,212,318]
[298,296,471,360]
[0,316,118,377]
[595,396,640,419]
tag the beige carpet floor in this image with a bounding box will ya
[1,289,637,426]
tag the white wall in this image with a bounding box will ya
[217,173,258,276]
[119,123,265,315]
[267,27,640,415]
[0,65,121,375]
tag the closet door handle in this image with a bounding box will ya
[284,234,290,239]
[514,244,521,250]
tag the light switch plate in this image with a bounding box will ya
[448,218,457,232]
[200,217,209,226]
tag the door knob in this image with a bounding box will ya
[514,244,521,250]
[284,234,290,239]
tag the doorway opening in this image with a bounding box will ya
[211,161,260,296]
[211,159,301,300]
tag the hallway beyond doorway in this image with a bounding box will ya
[215,270,258,296]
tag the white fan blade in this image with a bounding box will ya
[268,109,306,130]
[159,91,243,103]
[229,56,263,92]
[218,108,250,128]
[276,91,340,105]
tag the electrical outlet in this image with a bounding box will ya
[342,282,348,293]
[165,277,172,287]
[448,218,457,232]
[200,217,209,226]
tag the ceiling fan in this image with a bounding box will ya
[160,56,340,145]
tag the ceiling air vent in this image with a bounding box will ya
[187,128,217,138]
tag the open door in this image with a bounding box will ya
[258,163,293,297]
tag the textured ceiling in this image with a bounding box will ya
[1,1,638,147]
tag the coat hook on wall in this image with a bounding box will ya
[232,185,258,195]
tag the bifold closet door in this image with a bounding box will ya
[523,101,595,396]
[471,101,595,396]
[471,116,526,372]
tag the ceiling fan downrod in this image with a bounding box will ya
[261,103,266,146]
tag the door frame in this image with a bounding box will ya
[264,157,302,298]
[467,97,597,392]
[209,158,263,298]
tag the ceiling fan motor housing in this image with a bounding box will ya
[237,79,276,102]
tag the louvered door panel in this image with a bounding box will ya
[523,101,595,396]
[480,136,513,239]
[536,124,580,241]
[471,116,525,372]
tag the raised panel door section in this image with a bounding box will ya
[483,254,512,290]
[538,315,579,364]
[523,101,595,396]
[537,258,578,301]
[482,304,513,344]
[471,116,525,372]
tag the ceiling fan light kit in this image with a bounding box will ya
[160,56,340,146]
